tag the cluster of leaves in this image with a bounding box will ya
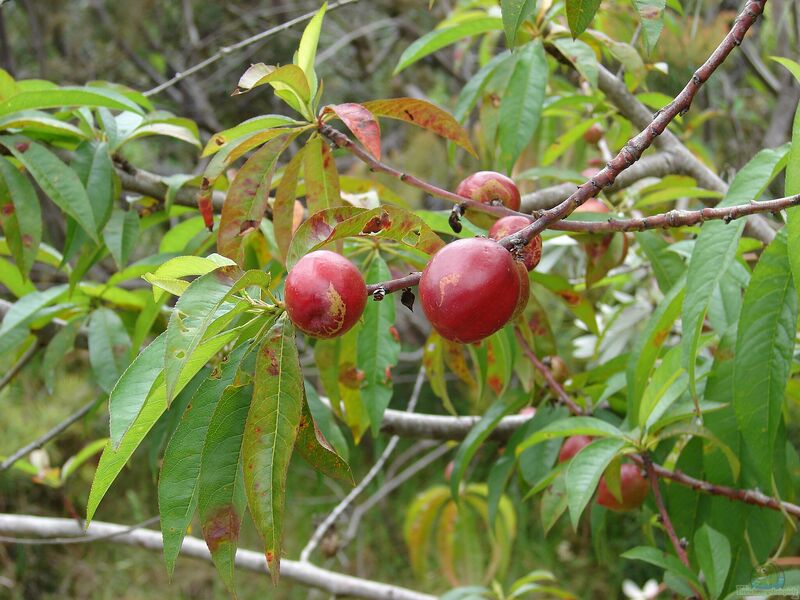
[3,0,800,597]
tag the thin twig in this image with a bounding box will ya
[299,366,426,562]
[144,0,361,97]
[0,340,40,393]
[514,328,584,416]
[642,454,691,567]
[0,400,96,472]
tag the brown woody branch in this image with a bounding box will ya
[642,453,692,570]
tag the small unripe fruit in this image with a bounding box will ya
[558,435,592,464]
[419,238,521,344]
[456,171,521,229]
[488,216,542,271]
[596,464,649,512]
[574,198,609,214]
[583,124,604,145]
[284,250,367,339]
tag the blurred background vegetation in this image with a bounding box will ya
[1,0,798,598]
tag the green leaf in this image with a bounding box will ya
[454,51,511,123]
[303,134,341,215]
[552,38,599,87]
[356,255,399,436]
[323,103,381,160]
[72,141,114,231]
[682,146,788,396]
[786,101,800,297]
[498,40,547,171]
[42,318,82,394]
[0,258,35,297]
[734,230,797,487]
[142,255,234,301]
[626,276,685,418]
[88,307,132,394]
[638,345,688,431]
[655,422,740,480]
[304,381,348,460]
[635,231,685,293]
[108,332,167,447]
[242,315,303,583]
[621,546,702,591]
[770,56,800,85]
[103,208,139,269]
[516,416,626,455]
[394,17,503,74]
[0,110,89,139]
[566,437,626,528]
[362,98,476,156]
[202,115,303,157]
[451,395,526,501]
[0,136,98,243]
[198,383,253,594]
[233,63,311,117]
[501,0,537,47]
[0,156,41,278]
[296,2,327,100]
[295,395,353,483]
[632,0,666,53]
[0,87,145,117]
[286,205,444,269]
[159,343,248,576]
[566,0,601,37]
[694,525,730,599]
[217,133,293,264]
[0,283,66,336]
[123,118,201,149]
[273,146,305,262]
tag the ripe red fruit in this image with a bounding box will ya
[558,435,592,463]
[456,171,521,228]
[419,237,521,344]
[488,216,542,271]
[583,124,604,145]
[284,250,367,339]
[596,464,649,512]
[511,261,530,320]
[573,198,609,214]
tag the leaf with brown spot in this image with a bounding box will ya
[360,210,391,234]
[362,98,476,157]
[273,147,305,263]
[217,133,295,265]
[323,103,381,160]
[303,134,341,216]
[295,397,353,484]
[242,315,303,584]
[198,383,253,596]
[286,205,444,269]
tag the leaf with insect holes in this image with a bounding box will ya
[323,103,381,159]
[242,315,303,584]
[217,133,294,264]
[286,205,444,269]
[362,98,476,157]
[304,134,341,215]
[198,383,253,595]
[0,156,40,279]
[159,343,248,577]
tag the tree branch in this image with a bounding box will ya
[642,454,691,568]
[0,339,40,394]
[115,162,226,211]
[0,514,434,600]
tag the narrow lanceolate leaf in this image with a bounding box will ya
[0,87,145,117]
[566,437,627,528]
[632,0,667,53]
[88,307,132,394]
[165,268,268,404]
[498,40,547,171]
[638,345,689,431]
[88,328,244,521]
[72,141,114,231]
[42,318,82,394]
[108,332,167,447]
[303,134,340,216]
[357,255,400,436]
[103,207,139,269]
[394,17,503,75]
[233,63,311,116]
[286,205,444,269]
[0,136,97,243]
[454,51,511,122]
[295,397,353,484]
[0,156,41,278]
[242,316,303,584]
[202,115,303,157]
[733,230,797,488]
[682,146,789,396]
[566,0,602,38]
[786,102,800,297]
[501,0,537,47]
[217,133,293,264]
[362,98,476,157]
[0,283,66,336]
[323,103,381,159]
[451,395,527,501]
[620,547,703,592]
[694,525,731,600]
[295,1,327,99]
[158,344,248,576]
[516,416,626,454]
[198,383,253,595]
[273,147,305,262]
